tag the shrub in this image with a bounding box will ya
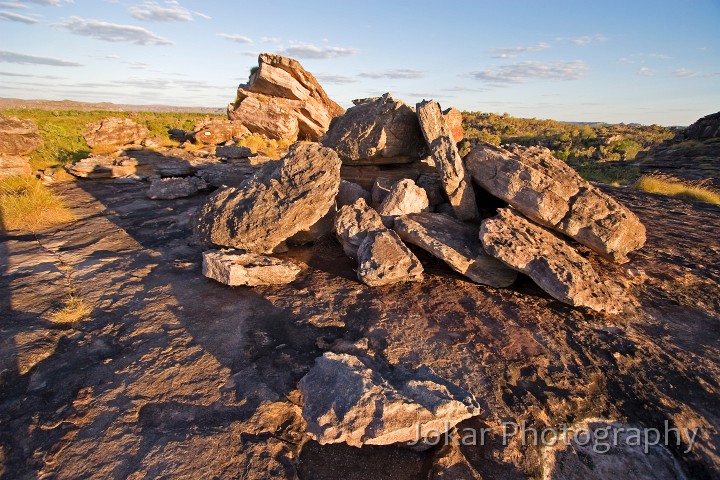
[635,176,720,205]
[0,176,75,232]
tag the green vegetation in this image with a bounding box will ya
[0,176,75,232]
[0,109,222,171]
[635,175,720,205]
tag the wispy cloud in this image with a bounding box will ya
[260,36,280,43]
[570,34,607,45]
[0,9,37,22]
[315,74,357,84]
[282,43,358,59]
[0,49,82,66]
[0,2,30,9]
[638,67,654,76]
[619,53,672,64]
[191,10,210,20]
[358,68,424,79]
[491,42,550,59]
[470,61,588,84]
[0,70,63,79]
[20,0,71,5]
[672,68,700,78]
[129,1,193,22]
[55,16,173,45]
[217,33,253,44]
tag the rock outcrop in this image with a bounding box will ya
[334,198,385,259]
[146,176,207,200]
[202,250,301,286]
[192,119,250,145]
[416,101,478,221]
[321,93,428,165]
[357,229,424,286]
[679,111,720,141]
[193,142,341,253]
[376,179,429,227]
[227,53,344,141]
[0,115,42,179]
[466,144,646,263]
[394,213,517,287]
[480,208,623,313]
[83,117,149,147]
[299,352,481,447]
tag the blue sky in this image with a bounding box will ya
[1,0,718,125]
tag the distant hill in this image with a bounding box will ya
[0,97,225,115]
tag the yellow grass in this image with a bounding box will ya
[90,143,122,155]
[236,134,292,159]
[635,175,720,205]
[0,176,75,232]
[49,295,92,324]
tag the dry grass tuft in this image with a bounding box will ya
[90,143,122,155]
[0,176,75,232]
[49,295,92,324]
[635,175,720,205]
[236,134,292,159]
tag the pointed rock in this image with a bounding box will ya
[394,213,517,287]
[334,198,385,259]
[416,101,479,221]
[376,179,429,227]
[480,208,624,313]
[357,229,424,286]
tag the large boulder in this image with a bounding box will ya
[416,101,478,221]
[193,142,341,253]
[0,115,42,155]
[376,179,429,227]
[357,229,424,286]
[83,117,149,148]
[299,352,481,447]
[480,208,623,313]
[394,213,517,287]
[146,176,207,200]
[321,93,429,165]
[334,198,385,259]
[227,53,344,141]
[466,144,646,263]
[0,155,32,179]
[202,250,301,286]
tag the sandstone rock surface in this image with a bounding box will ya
[416,101,478,221]
[0,114,42,155]
[480,208,623,313]
[334,198,385,259]
[442,107,464,143]
[0,155,32,179]
[322,93,428,165]
[146,176,207,200]
[336,180,371,208]
[357,230,424,286]
[299,352,480,447]
[83,117,149,147]
[376,179,429,227]
[193,119,250,145]
[193,142,341,253]
[67,150,196,179]
[394,213,517,287]
[227,53,344,141]
[202,250,301,286]
[467,144,645,262]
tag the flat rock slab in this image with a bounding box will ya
[480,208,624,313]
[299,352,481,447]
[322,93,428,165]
[394,213,517,287]
[147,176,207,200]
[416,101,478,221]
[466,144,646,262]
[193,142,341,253]
[357,229,424,286]
[202,250,301,286]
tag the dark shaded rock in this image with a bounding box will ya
[357,229,424,286]
[336,180,371,208]
[146,176,207,200]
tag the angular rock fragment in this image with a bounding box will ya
[376,179,429,227]
[480,208,624,313]
[357,229,424,286]
[466,144,646,262]
[202,250,300,286]
[146,176,207,200]
[442,107,464,143]
[193,119,250,145]
[334,198,385,259]
[193,142,341,253]
[299,352,481,447]
[83,117,149,148]
[0,115,43,155]
[287,204,337,246]
[416,173,445,207]
[322,93,428,165]
[371,176,395,206]
[336,179,371,208]
[416,101,478,221]
[394,213,517,287]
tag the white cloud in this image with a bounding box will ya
[0,49,82,66]
[315,74,357,84]
[217,33,253,44]
[358,69,424,79]
[0,70,63,79]
[672,68,700,78]
[55,16,173,45]
[260,36,280,43]
[571,34,607,45]
[129,1,192,22]
[0,9,36,22]
[19,0,71,5]
[0,2,30,9]
[191,10,210,20]
[491,42,550,59]
[638,67,654,76]
[283,43,358,59]
[470,61,588,84]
